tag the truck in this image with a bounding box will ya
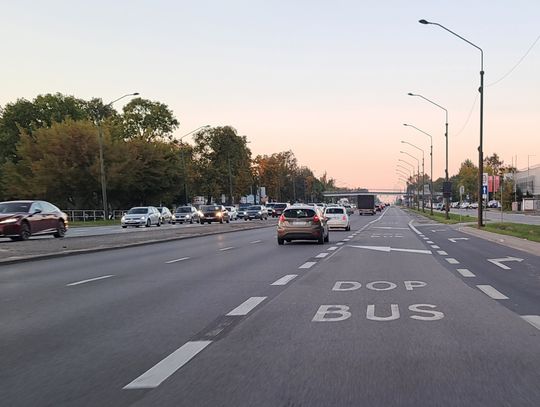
[357,194,376,215]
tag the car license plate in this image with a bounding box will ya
[293,221,305,226]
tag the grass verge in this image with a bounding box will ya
[406,208,476,225]
[483,222,540,243]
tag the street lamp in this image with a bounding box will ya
[98,92,139,220]
[398,159,417,209]
[401,151,421,210]
[179,125,211,205]
[419,19,485,227]
[402,141,426,212]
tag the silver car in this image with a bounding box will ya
[121,206,161,228]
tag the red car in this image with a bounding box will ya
[0,200,68,241]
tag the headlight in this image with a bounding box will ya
[0,217,18,224]
[185,214,191,219]
[172,215,176,220]
[121,216,126,222]
[141,216,146,220]
[217,212,222,217]
[258,211,262,215]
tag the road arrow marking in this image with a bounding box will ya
[487,257,524,270]
[448,238,470,243]
[350,245,432,255]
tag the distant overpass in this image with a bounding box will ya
[323,189,405,197]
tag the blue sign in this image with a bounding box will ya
[482,185,488,195]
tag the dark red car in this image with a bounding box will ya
[0,200,68,241]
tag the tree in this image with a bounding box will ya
[456,159,478,201]
[121,98,179,141]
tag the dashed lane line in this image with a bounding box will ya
[476,285,509,300]
[316,252,329,258]
[457,268,476,278]
[271,274,298,286]
[299,261,317,269]
[226,297,267,316]
[437,250,448,256]
[66,275,114,286]
[431,245,440,249]
[336,242,344,246]
[427,240,434,244]
[249,240,262,244]
[219,246,234,251]
[328,246,338,251]
[165,257,190,264]
[445,258,459,264]
[522,315,540,331]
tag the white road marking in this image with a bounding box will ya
[423,237,429,240]
[431,229,448,232]
[342,238,350,241]
[445,258,459,264]
[316,252,329,258]
[350,245,432,255]
[408,220,422,235]
[165,257,190,264]
[431,245,440,249]
[437,250,448,256]
[123,341,212,389]
[327,246,338,251]
[347,235,354,238]
[336,242,344,246]
[249,240,262,244]
[457,268,476,278]
[476,285,509,300]
[66,275,114,286]
[449,237,469,243]
[522,315,540,331]
[487,257,524,270]
[426,240,434,244]
[219,246,234,251]
[373,227,409,230]
[299,261,317,269]
[271,274,298,286]
[226,296,267,316]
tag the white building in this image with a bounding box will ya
[513,164,539,198]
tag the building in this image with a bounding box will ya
[513,164,539,198]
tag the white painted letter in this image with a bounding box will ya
[366,304,400,321]
[404,281,427,291]
[312,305,351,322]
[366,281,397,291]
[332,281,362,291]
[408,304,445,321]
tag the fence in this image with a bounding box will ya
[63,210,128,222]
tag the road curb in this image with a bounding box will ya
[457,225,540,256]
[0,223,276,266]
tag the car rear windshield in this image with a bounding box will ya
[176,207,193,213]
[326,208,344,214]
[283,208,316,218]
[127,207,148,214]
[0,202,31,213]
[274,204,287,209]
[248,205,261,210]
[202,206,220,211]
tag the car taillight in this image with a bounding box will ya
[279,214,285,223]
[342,215,347,221]
[313,215,320,223]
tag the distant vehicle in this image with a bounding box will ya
[324,206,350,231]
[488,200,501,208]
[266,203,276,217]
[342,203,354,215]
[460,202,470,209]
[122,206,161,228]
[244,205,268,220]
[435,203,444,211]
[237,203,251,218]
[224,206,238,220]
[470,202,479,209]
[358,195,376,215]
[200,205,230,224]
[451,201,460,208]
[172,206,200,224]
[157,206,172,224]
[0,200,68,241]
[277,205,329,245]
[272,203,289,217]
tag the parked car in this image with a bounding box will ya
[470,202,479,209]
[157,206,172,224]
[0,200,68,241]
[324,206,350,231]
[272,203,289,217]
[224,206,238,221]
[172,206,200,224]
[121,206,161,228]
[244,205,268,220]
[488,200,501,208]
[200,205,230,224]
[277,205,329,245]
[435,203,444,211]
[460,202,471,209]
[451,201,460,208]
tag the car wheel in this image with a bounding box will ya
[146,219,151,227]
[317,234,324,245]
[324,232,329,243]
[277,237,284,245]
[19,222,31,241]
[226,219,230,223]
[220,219,223,224]
[190,219,193,224]
[346,225,351,231]
[53,220,66,238]
[122,226,127,228]
[157,220,161,227]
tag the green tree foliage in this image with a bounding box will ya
[456,159,479,201]
[121,98,179,141]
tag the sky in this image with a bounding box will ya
[1,0,539,192]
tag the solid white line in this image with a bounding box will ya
[316,252,329,258]
[408,220,422,235]
[457,268,476,278]
[426,241,434,244]
[522,315,540,331]
[477,285,509,300]
[271,274,298,286]
[165,257,190,264]
[446,258,459,264]
[249,240,262,244]
[226,296,267,316]
[123,341,212,389]
[66,275,114,286]
[437,250,448,256]
[299,261,317,269]
[219,246,234,251]
[327,246,338,251]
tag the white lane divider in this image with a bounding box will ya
[342,238,350,242]
[299,261,317,269]
[226,296,267,316]
[431,245,440,249]
[457,268,476,278]
[408,220,422,235]
[347,235,354,238]
[316,252,329,258]
[426,241,434,244]
[249,240,262,244]
[271,274,298,286]
[66,275,114,286]
[423,237,429,240]
[336,242,344,246]
[445,258,459,264]
[219,247,234,251]
[123,341,212,389]
[437,250,448,256]
[328,246,338,251]
[165,257,190,264]
[522,315,540,331]
[476,285,509,300]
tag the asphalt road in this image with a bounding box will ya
[2,207,540,406]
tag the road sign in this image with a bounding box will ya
[482,185,488,195]
[459,185,465,195]
[482,173,488,186]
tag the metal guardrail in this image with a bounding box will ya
[63,210,128,222]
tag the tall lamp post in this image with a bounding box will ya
[403,124,434,215]
[401,152,421,210]
[419,19,484,228]
[402,141,425,212]
[179,125,211,205]
[98,92,139,220]
[398,159,416,209]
